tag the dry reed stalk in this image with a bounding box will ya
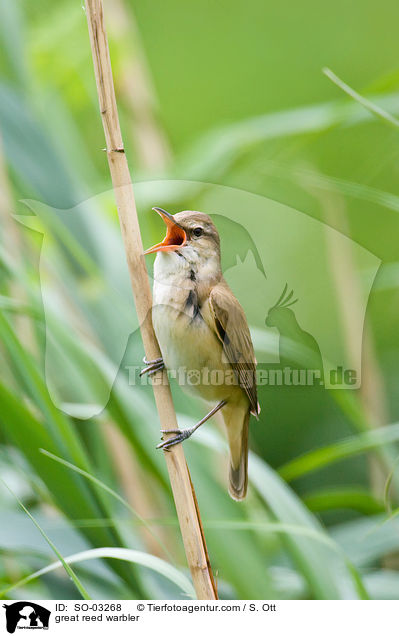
[84,0,217,599]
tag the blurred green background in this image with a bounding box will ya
[0,0,399,600]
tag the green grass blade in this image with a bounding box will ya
[1,482,90,600]
[1,548,195,600]
[0,382,146,596]
[249,454,367,599]
[183,91,399,179]
[303,488,385,515]
[323,67,399,129]
[279,422,399,482]
[39,449,175,563]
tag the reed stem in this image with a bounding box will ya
[84,0,217,599]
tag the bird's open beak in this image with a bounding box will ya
[143,207,187,255]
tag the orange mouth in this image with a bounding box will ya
[144,207,187,255]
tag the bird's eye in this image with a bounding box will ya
[193,227,203,237]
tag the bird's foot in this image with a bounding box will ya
[156,427,194,450]
[156,400,227,451]
[139,356,165,377]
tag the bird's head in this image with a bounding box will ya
[144,208,221,266]
[265,284,298,327]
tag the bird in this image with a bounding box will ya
[265,284,324,381]
[142,207,260,500]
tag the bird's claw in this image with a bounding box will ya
[140,356,165,377]
[156,429,192,450]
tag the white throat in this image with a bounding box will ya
[153,247,220,287]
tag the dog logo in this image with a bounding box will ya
[2,602,50,633]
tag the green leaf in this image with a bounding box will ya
[323,67,399,129]
[331,515,399,566]
[0,482,90,600]
[279,423,399,482]
[0,382,146,597]
[39,449,175,563]
[303,488,385,515]
[183,91,399,179]
[249,454,367,599]
[2,548,195,600]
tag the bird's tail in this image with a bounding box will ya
[227,410,249,501]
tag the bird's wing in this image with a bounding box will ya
[208,281,260,417]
